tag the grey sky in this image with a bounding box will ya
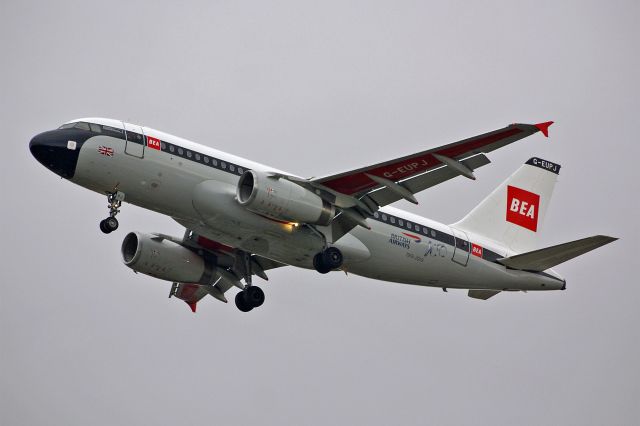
[1,1,639,425]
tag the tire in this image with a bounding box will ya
[99,219,111,234]
[313,253,331,274]
[322,247,343,269]
[235,291,253,312]
[105,217,119,232]
[246,286,265,308]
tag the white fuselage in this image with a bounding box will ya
[65,118,564,292]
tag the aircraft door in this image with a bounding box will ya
[451,227,470,266]
[123,122,145,158]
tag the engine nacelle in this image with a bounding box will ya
[121,232,208,283]
[236,170,335,225]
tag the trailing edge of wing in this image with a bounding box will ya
[497,235,617,272]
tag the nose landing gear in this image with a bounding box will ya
[100,191,125,234]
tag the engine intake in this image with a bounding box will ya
[237,170,335,225]
[121,232,209,283]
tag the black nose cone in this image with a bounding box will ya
[30,130,85,179]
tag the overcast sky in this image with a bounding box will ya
[1,1,639,425]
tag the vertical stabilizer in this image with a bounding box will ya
[452,158,560,253]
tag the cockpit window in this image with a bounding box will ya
[89,123,102,133]
[58,122,93,131]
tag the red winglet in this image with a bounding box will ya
[534,121,554,137]
[187,301,197,313]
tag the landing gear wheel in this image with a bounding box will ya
[105,217,119,232]
[235,291,253,312]
[322,247,343,269]
[246,286,265,308]
[235,286,265,312]
[99,217,119,234]
[313,247,343,274]
[313,253,331,274]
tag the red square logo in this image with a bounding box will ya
[471,243,483,257]
[147,136,161,150]
[506,186,540,232]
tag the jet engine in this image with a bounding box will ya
[121,232,210,283]
[236,170,335,225]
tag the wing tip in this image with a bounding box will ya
[534,121,554,137]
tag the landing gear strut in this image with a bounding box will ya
[100,191,125,234]
[313,247,343,274]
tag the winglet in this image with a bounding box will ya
[187,301,197,313]
[534,121,554,137]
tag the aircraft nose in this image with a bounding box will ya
[30,130,82,179]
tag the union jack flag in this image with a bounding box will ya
[98,146,114,157]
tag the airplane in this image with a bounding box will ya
[29,118,616,312]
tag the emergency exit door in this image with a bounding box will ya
[123,122,145,158]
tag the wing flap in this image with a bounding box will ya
[367,153,491,207]
[497,235,617,272]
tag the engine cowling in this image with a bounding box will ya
[121,232,208,283]
[236,170,335,225]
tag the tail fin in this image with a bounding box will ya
[452,157,560,253]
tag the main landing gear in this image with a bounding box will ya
[100,191,125,234]
[313,247,343,274]
[234,251,266,312]
[235,286,265,312]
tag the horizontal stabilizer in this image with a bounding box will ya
[497,235,617,272]
[468,290,501,300]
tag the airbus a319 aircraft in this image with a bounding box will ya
[30,118,616,312]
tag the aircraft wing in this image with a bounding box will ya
[308,122,552,241]
[313,122,552,197]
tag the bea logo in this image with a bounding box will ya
[147,136,161,150]
[506,185,540,232]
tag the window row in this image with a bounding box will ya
[160,141,244,175]
[372,211,438,238]
[58,122,245,176]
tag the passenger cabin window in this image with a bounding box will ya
[126,130,144,144]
